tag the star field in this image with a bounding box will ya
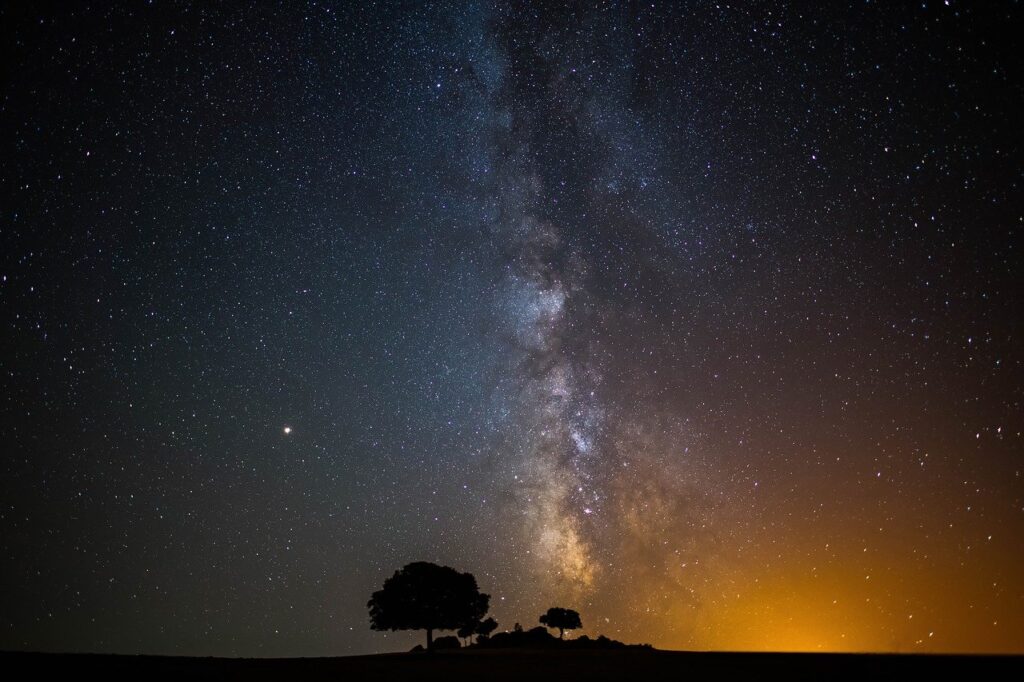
[1,1,1021,656]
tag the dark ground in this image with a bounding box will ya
[2,649,1021,681]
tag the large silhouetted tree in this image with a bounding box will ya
[367,561,490,651]
[539,607,582,639]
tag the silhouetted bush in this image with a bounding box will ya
[457,615,498,646]
[477,628,650,651]
[476,616,498,639]
[457,622,476,646]
[483,627,559,649]
[433,635,461,650]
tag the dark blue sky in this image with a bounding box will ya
[2,1,1021,655]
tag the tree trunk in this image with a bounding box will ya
[559,628,564,639]
[426,628,433,651]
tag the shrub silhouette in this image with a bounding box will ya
[485,626,558,648]
[458,615,498,645]
[433,635,461,650]
[539,607,582,639]
[367,561,489,651]
[481,626,647,650]
[457,622,476,646]
[476,616,498,639]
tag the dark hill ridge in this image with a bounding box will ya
[2,649,1020,681]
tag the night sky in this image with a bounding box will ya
[2,0,1022,657]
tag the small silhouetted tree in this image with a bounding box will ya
[457,622,477,646]
[539,607,582,639]
[367,561,490,651]
[476,617,498,639]
[513,622,523,633]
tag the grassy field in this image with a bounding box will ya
[3,648,1020,680]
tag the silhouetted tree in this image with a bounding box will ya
[476,616,498,639]
[457,622,477,646]
[513,622,523,633]
[456,615,498,646]
[539,607,582,639]
[367,561,489,651]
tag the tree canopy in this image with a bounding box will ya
[367,561,490,650]
[539,607,582,639]
[476,616,498,638]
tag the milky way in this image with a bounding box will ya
[2,1,1021,656]
[477,6,713,611]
